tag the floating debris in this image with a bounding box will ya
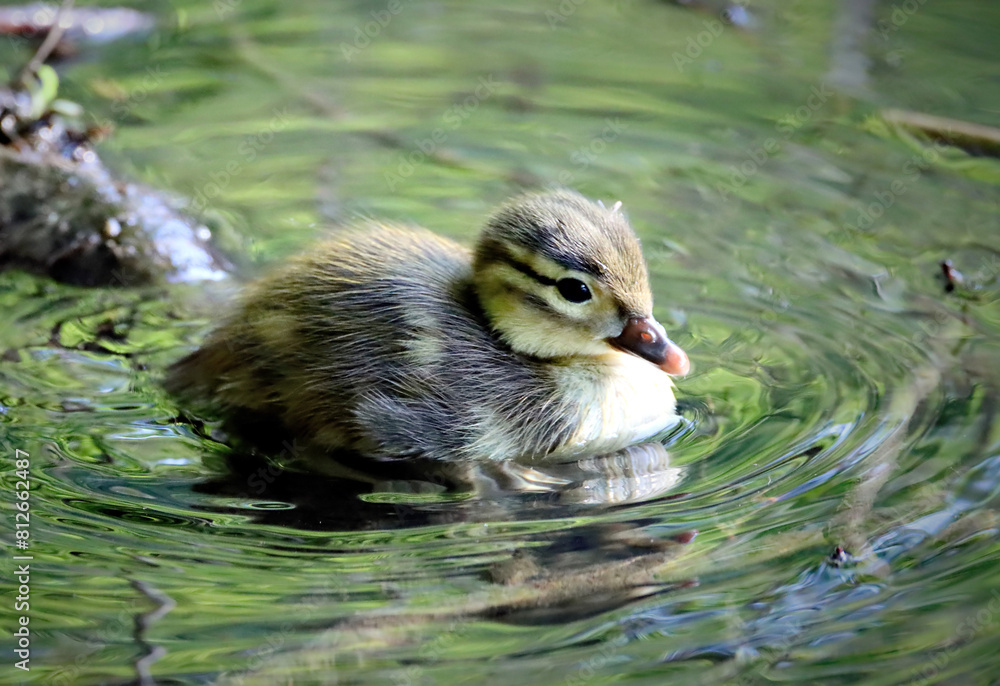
[0,3,154,48]
[0,2,232,286]
[940,259,964,294]
[828,545,851,566]
[0,77,234,286]
[882,108,1000,159]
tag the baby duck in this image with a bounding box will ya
[166,190,689,462]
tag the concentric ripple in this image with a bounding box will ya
[3,221,992,685]
[2,0,1000,680]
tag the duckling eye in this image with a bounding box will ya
[555,278,592,303]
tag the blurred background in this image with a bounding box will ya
[1,1,999,684]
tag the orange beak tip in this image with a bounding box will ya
[661,345,691,377]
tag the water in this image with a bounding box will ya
[1,0,999,684]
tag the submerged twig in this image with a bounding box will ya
[882,108,1000,158]
[131,578,176,686]
[16,0,75,86]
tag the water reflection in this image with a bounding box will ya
[193,438,687,531]
[192,439,698,640]
[512,442,686,505]
[2,0,1000,682]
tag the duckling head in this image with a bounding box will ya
[473,190,689,376]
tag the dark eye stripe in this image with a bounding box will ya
[490,244,556,286]
[499,254,558,287]
[482,242,595,302]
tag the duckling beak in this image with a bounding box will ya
[609,316,690,377]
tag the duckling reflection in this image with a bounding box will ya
[541,441,684,505]
[194,440,691,630]
[194,441,684,529]
[356,441,684,507]
[193,439,684,534]
[167,190,689,463]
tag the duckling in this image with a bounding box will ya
[166,190,689,462]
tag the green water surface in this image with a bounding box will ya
[1,0,999,684]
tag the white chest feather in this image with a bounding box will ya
[552,352,679,458]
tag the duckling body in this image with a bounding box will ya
[167,191,688,462]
